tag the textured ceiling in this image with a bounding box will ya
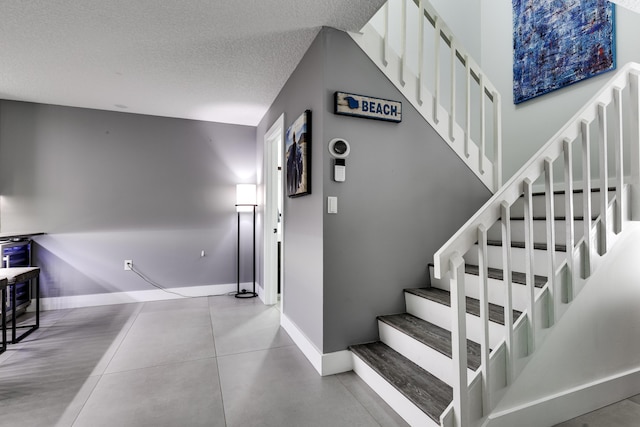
[0,0,385,126]
[609,0,640,13]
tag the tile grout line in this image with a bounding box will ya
[69,302,145,427]
[208,296,228,427]
[335,373,386,427]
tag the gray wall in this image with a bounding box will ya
[431,0,481,62]
[0,100,256,298]
[257,28,491,353]
[321,28,491,352]
[256,29,326,350]
[479,0,640,179]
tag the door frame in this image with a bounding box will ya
[263,114,285,306]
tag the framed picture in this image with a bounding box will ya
[285,110,311,198]
[513,0,616,104]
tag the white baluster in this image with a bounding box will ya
[400,0,407,86]
[581,120,592,278]
[450,252,469,427]
[433,16,441,124]
[500,202,514,384]
[630,71,640,221]
[464,55,471,159]
[417,0,425,105]
[544,157,557,323]
[477,225,491,414]
[493,92,502,190]
[449,36,456,142]
[479,74,486,175]
[613,87,624,233]
[597,103,608,255]
[563,139,575,302]
[523,178,536,353]
[382,1,389,67]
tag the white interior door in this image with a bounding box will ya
[263,114,284,306]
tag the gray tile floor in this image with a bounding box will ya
[0,296,409,427]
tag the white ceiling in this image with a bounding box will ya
[1,0,385,126]
[609,0,640,13]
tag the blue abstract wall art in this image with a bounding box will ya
[513,0,616,104]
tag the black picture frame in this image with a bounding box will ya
[285,110,311,198]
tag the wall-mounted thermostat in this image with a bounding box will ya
[328,139,350,182]
[328,138,350,158]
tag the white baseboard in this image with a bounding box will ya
[484,366,640,427]
[280,312,353,376]
[40,283,241,311]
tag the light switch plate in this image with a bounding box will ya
[328,196,338,214]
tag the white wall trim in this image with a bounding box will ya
[263,113,285,307]
[281,312,353,376]
[39,283,242,311]
[484,366,640,427]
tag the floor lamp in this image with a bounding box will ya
[235,184,258,298]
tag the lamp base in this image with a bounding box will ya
[234,289,258,299]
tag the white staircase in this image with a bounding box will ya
[349,0,502,192]
[347,1,640,426]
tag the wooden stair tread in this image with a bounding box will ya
[405,287,521,325]
[464,264,547,288]
[508,215,598,221]
[378,313,482,371]
[428,263,547,288]
[350,341,452,423]
[531,186,616,197]
[486,240,567,252]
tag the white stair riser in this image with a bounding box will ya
[430,271,544,313]
[378,321,476,388]
[487,219,588,245]
[511,191,614,218]
[463,245,566,277]
[351,354,439,427]
[405,292,506,349]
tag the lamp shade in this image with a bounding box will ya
[236,184,257,212]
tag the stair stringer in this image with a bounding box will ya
[349,14,499,192]
[464,187,630,426]
[425,185,628,427]
[480,220,640,427]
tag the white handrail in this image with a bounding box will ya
[434,62,640,425]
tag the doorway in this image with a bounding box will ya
[263,114,284,307]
